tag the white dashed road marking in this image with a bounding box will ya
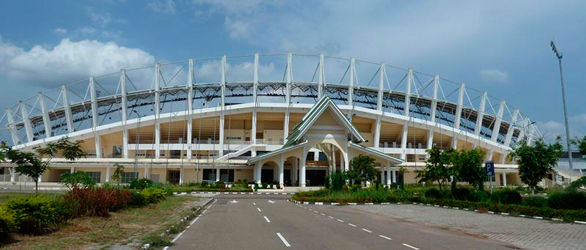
[264,216,271,223]
[402,243,419,250]
[361,228,372,233]
[337,219,344,223]
[257,207,262,212]
[379,235,392,240]
[348,223,357,227]
[276,233,291,247]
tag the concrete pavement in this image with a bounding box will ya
[171,197,516,250]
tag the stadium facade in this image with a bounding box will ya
[0,53,546,187]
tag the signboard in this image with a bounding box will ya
[485,161,495,176]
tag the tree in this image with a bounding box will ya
[348,155,378,186]
[417,147,453,190]
[111,163,125,186]
[6,149,49,194]
[509,138,562,193]
[61,172,95,189]
[451,148,486,190]
[572,135,586,160]
[36,137,86,161]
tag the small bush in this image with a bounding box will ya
[330,172,346,191]
[215,181,226,189]
[130,178,154,189]
[424,188,442,199]
[451,187,471,201]
[61,172,95,189]
[63,187,131,217]
[523,196,547,207]
[492,189,522,204]
[2,196,60,234]
[0,207,15,236]
[129,191,147,207]
[141,187,167,204]
[548,191,586,210]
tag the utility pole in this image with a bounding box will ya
[550,41,573,170]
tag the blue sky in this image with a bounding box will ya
[0,0,585,142]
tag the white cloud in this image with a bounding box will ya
[147,0,177,14]
[224,17,250,40]
[0,38,155,87]
[54,28,68,35]
[86,8,127,27]
[80,27,97,34]
[480,69,509,83]
[538,113,586,142]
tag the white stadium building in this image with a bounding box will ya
[1,53,567,188]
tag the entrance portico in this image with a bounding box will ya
[248,96,402,187]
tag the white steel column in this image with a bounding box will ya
[278,155,285,186]
[219,55,226,156]
[105,165,111,182]
[187,59,194,160]
[5,108,19,145]
[502,172,507,187]
[401,70,413,160]
[179,166,184,185]
[405,69,413,117]
[318,54,324,99]
[284,53,292,143]
[254,162,261,185]
[38,92,52,138]
[19,101,33,142]
[61,85,74,133]
[474,92,488,139]
[427,75,439,149]
[504,109,520,147]
[89,77,102,158]
[251,54,259,156]
[392,170,397,183]
[216,167,220,182]
[517,118,529,143]
[373,117,381,148]
[491,100,506,143]
[348,58,355,106]
[154,64,161,159]
[377,64,385,111]
[400,123,408,160]
[452,83,465,149]
[120,70,129,159]
[380,170,384,185]
[386,163,391,186]
[300,147,307,187]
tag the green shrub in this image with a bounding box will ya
[349,184,362,192]
[2,196,61,234]
[61,172,95,189]
[492,189,522,204]
[451,187,471,201]
[567,176,586,191]
[330,172,346,191]
[0,207,15,236]
[129,191,147,206]
[215,181,226,189]
[130,178,153,189]
[468,190,490,202]
[141,187,167,204]
[523,196,547,207]
[548,191,586,210]
[424,188,442,199]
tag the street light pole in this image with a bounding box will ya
[550,41,573,170]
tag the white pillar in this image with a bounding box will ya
[38,92,52,138]
[278,155,285,186]
[19,101,33,142]
[405,69,413,117]
[105,165,111,182]
[216,167,220,182]
[474,92,487,137]
[251,54,258,156]
[254,162,262,185]
[219,55,226,156]
[61,85,74,133]
[284,53,292,143]
[427,75,439,149]
[348,58,355,106]
[144,166,149,179]
[154,63,161,159]
[9,167,16,182]
[300,147,307,187]
[502,172,507,187]
[179,165,185,185]
[453,83,465,149]
[318,54,324,99]
[491,100,506,143]
[89,77,102,158]
[292,158,298,185]
[377,64,385,111]
[5,108,20,145]
[187,59,194,160]
[386,163,391,186]
[400,123,408,160]
[70,166,75,173]
[374,117,381,148]
[504,109,519,147]
[343,148,349,172]
[120,70,129,159]
[392,170,397,183]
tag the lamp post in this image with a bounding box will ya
[550,41,573,170]
[132,110,141,178]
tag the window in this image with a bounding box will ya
[203,169,216,182]
[226,136,241,140]
[84,172,101,183]
[122,172,138,183]
[220,169,234,183]
[168,170,180,184]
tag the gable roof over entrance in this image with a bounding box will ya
[247,96,403,165]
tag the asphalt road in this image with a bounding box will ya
[171,197,519,250]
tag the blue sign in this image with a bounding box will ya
[485,161,495,176]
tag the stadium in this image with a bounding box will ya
[0,53,545,188]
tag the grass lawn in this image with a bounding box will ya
[2,195,201,249]
[0,192,63,204]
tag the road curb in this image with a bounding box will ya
[290,199,586,225]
